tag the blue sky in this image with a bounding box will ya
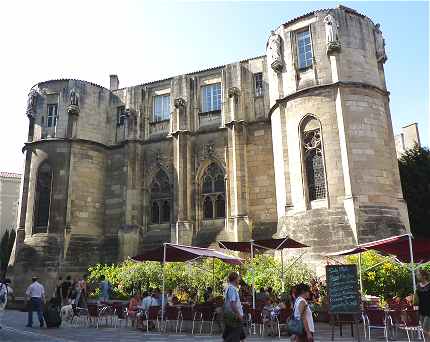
[0,1,428,173]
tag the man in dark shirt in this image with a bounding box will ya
[417,269,430,338]
[60,276,72,306]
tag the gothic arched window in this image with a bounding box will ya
[151,201,159,224]
[201,163,226,220]
[203,196,213,219]
[34,162,53,233]
[150,170,171,224]
[215,195,226,218]
[301,116,327,201]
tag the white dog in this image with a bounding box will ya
[60,304,74,324]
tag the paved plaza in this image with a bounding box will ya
[0,310,421,342]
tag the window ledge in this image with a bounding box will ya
[310,198,328,209]
[298,65,313,72]
[199,110,221,116]
[149,119,170,125]
[148,223,170,230]
[202,218,225,222]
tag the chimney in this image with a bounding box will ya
[109,75,119,91]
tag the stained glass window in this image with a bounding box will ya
[302,120,326,201]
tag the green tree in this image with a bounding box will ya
[86,254,315,300]
[398,145,430,237]
[347,250,412,299]
[0,229,16,278]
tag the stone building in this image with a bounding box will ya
[394,123,421,158]
[0,172,21,238]
[10,5,409,295]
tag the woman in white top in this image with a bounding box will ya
[292,283,315,342]
[0,279,13,330]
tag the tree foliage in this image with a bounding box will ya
[398,145,430,237]
[346,250,413,299]
[0,229,16,278]
[86,254,315,300]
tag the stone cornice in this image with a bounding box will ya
[170,130,191,137]
[224,120,248,128]
[23,119,271,152]
[268,81,390,118]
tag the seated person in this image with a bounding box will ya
[256,287,268,302]
[203,287,214,303]
[127,293,141,326]
[262,298,276,337]
[141,291,157,312]
[167,290,174,306]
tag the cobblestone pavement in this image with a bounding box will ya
[0,310,418,341]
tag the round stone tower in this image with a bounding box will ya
[266,5,409,270]
[10,79,115,295]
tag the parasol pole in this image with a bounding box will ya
[281,249,285,292]
[408,233,416,294]
[212,257,215,294]
[161,242,167,324]
[358,252,363,294]
[251,239,255,310]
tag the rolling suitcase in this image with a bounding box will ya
[43,303,62,328]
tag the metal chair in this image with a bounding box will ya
[247,308,263,336]
[163,306,181,333]
[145,305,161,332]
[99,305,116,327]
[86,303,100,328]
[275,308,292,339]
[72,306,90,327]
[194,305,215,335]
[399,310,425,341]
[178,306,194,334]
[364,309,391,341]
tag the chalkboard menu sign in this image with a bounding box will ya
[326,264,360,313]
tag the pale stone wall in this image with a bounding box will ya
[10,6,410,292]
[0,173,21,238]
[266,6,409,272]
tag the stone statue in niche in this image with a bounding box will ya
[69,89,79,106]
[374,24,387,63]
[268,31,284,73]
[324,14,341,53]
[203,143,216,160]
[26,89,37,117]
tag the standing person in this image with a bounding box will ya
[60,276,72,305]
[0,278,13,329]
[416,269,430,339]
[223,272,246,342]
[291,283,314,342]
[54,277,63,308]
[99,275,111,303]
[25,276,45,328]
[78,275,88,308]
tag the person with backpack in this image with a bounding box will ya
[289,283,315,342]
[0,278,12,329]
[222,272,246,342]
